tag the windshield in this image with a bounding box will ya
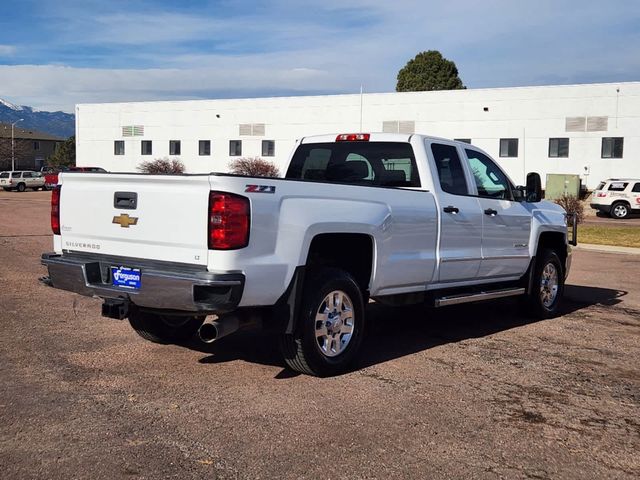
[286,141,420,187]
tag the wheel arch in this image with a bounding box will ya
[536,231,567,271]
[304,232,375,294]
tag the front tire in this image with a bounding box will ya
[524,249,564,319]
[279,268,365,376]
[128,310,205,344]
[610,202,630,219]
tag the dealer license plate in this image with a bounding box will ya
[111,266,142,289]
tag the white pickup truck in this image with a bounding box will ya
[42,133,574,376]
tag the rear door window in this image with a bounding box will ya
[430,143,468,196]
[608,182,628,191]
[11,172,22,178]
[287,142,420,187]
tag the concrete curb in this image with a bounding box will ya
[575,243,640,255]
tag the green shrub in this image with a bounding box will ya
[229,157,280,177]
[554,194,584,225]
[137,157,185,174]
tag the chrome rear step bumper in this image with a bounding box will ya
[41,252,244,313]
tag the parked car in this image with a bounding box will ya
[41,133,573,376]
[590,178,640,219]
[44,166,107,190]
[0,171,46,192]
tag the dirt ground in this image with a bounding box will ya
[1,190,639,479]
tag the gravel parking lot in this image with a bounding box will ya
[1,191,639,479]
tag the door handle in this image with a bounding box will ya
[443,206,459,214]
[484,208,498,216]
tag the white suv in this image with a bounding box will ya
[0,171,46,192]
[590,178,640,219]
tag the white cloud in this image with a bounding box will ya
[0,44,16,56]
[0,63,344,112]
[2,0,639,111]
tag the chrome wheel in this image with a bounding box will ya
[540,263,559,308]
[612,203,628,218]
[315,290,354,357]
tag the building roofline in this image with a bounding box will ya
[75,81,640,109]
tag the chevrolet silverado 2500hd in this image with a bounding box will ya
[42,133,574,376]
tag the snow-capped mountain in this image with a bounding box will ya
[0,98,75,138]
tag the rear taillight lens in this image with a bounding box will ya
[208,192,250,250]
[51,185,61,235]
[596,192,607,197]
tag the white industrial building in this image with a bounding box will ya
[75,81,639,189]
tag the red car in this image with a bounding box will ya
[44,166,107,190]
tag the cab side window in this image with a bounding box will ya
[431,143,468,195]
[465,149,512,200]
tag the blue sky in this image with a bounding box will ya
[1,0,638,112]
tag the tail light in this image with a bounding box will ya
[336,133,370,142]
[51,185,61,235]
[208,192,250,250]
[596,192,607,198]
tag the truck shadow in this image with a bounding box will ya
[192,284,627,377]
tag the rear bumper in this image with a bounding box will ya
[590,203,611,214]
[41,252,244,314]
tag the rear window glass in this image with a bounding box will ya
[633,183,640,193]
[596,182,605,190]
[0,172,9,178]
[286,142,420,187]
[608,182,628,191]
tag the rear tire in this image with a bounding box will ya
[610,202,630,219]
[128,310,205,344]
[279,267,365,377]
[524,249,564,319]
[17,183,26,192]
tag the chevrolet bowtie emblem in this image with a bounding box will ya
[112,213,138,228]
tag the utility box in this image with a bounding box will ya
[545,174,581,199]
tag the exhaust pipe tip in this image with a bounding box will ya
[198,322,219,344]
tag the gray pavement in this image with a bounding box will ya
[1,191,639,479]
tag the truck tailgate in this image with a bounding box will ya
[58,173,210,265]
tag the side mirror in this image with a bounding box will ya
[526,172,542,202]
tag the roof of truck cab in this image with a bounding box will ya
[299,133,466,144]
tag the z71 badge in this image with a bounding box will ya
[245,185,276,193]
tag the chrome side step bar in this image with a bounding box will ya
[435,287,525,308]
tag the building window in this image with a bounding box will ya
[229,140,242,156]
[262,140,275,157]
[199,140,211,156]
[169,140,181,155]
[141,140,152,155]
[454,138,471,144]
[601,137,623,159]
[114,140,125,155]
[33,141,40,150]
[549,138,569,158]
[499,138,518,157]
